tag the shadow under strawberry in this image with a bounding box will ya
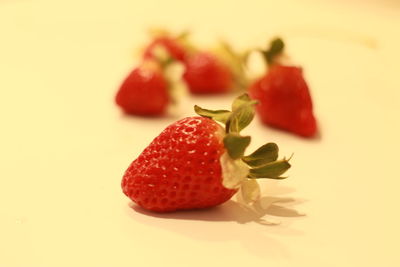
[124,193,305,259]
[129,195,304,225]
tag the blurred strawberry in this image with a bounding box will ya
[183,42,248,94]
[183,51,233,94]
[249,38,318,137]
[115,61,170,116]
[143,30,188,62]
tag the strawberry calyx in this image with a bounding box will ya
[195,93,291,203]
[261,37,285,66]
[145,28,191,62]
[213,41,249,91]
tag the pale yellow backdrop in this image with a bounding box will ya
[1,0,399,266]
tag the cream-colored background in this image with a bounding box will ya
[1,0,400,266]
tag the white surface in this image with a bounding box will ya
[1,0,400,266]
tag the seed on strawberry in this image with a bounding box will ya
[249,38,318,137]
[121,94,291,212]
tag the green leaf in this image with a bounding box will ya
[194,105,232,124]
[215,43,249,91]
[232,94,251,111]
[176,30,190,40]
[242,143,279,167]
[223,133,251,160]
[227,105,256,133]
[248,159,291,179]
[226,94,257,133]
[231,93,254,111]
[263,37,285,65]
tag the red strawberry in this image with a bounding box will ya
[249,38,318,137]
[115,61,170,116]
[122,94,291,212]
[182,41,248,94]
[183,51,234,94]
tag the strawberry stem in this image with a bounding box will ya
[262,37,285,66]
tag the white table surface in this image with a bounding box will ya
[1,0,400,266]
